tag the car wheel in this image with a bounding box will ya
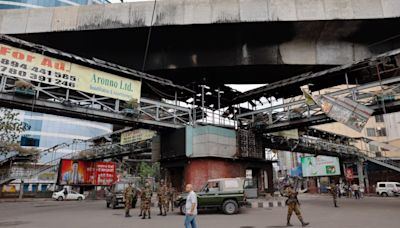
[77,197,83,201]
[179,202,186,215]
[57,196,64,201]
[381,192,389,197]
[222,200,238,215]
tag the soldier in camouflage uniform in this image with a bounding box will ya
[123,182,134,217]
[142,183,152,219]
[283,184,309,227]
[139,188,145,217]
[329,182,339,207]
[166,183,176,212]
[157,180,168,216]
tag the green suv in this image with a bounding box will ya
[175,178,247,215]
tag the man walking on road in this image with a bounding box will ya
[184,184,197,228]
[328,182,339,207]
[352,183,361,199]
[283,184,309,227]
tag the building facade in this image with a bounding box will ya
[161,126,274,195]
[0,0,109,10]
[16,110,113,163]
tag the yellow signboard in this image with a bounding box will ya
[0,44,141,102]
[120,129,156,145]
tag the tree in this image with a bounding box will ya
[0,108,31,155]
[138,161,160,184]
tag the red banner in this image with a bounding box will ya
[345,168,354,181]
[58,159,116,186]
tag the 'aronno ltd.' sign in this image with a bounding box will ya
[0,43,141,102]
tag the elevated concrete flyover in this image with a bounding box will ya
[1,0,400,84]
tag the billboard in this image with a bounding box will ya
[314,95,373,132]
[0,44,141,102]
[120,129,156,145]
[58,159,116,186]
[301,155,341,177]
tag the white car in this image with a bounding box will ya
[52,190,85,201]
[376,182,400,197]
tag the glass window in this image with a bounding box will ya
[41,184,48,192]
[20,135,40,147]
[366,128,376,137]
[375,115,384,123]
[376,128,387,137]
[396,184,400,188]
[369,144,379,152]
[23,184,29,192]
[378,184,385,187]
[31,184,38,192]
[115,183,127,192]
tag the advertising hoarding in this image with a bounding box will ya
[314,95,373,132]
[301,155,341,177]
[120,129,156,145]
[58,159,116,186]
[0,44,141,102]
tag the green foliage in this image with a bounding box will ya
[138,162,160,182]
[124,98,139,109]
[0,108,31,155]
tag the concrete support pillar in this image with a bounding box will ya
[357,160,365,192]
[19,180,24,199]
[364,163,370,194]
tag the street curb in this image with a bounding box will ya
[0,198,52,203]
[246,199,285,209]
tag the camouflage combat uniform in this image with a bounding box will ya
[157,183,168,216]
[139,189,145,217]
[166,186,176,212]
[329,184,338,207]
[142,185,152,219]
[284,186,309,227]
[124,185,134,217]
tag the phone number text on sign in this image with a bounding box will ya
[0,57,77,89]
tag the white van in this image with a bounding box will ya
[375,182,400,197]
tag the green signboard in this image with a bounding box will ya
[301,155,341,177]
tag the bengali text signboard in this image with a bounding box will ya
[120,129,156,145]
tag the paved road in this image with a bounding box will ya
[0,195,399,228]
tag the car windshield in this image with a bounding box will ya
[115,183,127,191]
[396,184,400,188]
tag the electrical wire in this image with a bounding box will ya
[141,0,158,72]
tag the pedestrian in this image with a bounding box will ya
[346,184,352,198]
[142,183,152,219]
[328,182,339,207]
[63,188,68,200]
[157,179,168,216]
[124,182,134,217]
[352,183,360,199]
[184,184,197,228]
[167,183,176,212]
[283,184,309,227]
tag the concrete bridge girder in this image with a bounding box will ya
[0,0,399,35]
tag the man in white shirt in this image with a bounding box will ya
[184,184,198,228]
